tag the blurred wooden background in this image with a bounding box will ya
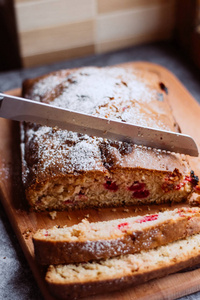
[14,0,177,68]
[1,0,200,70]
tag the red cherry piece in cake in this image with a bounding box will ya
[185,176,192,182]
[136,214,158,223]
[133,189,149,199]
[117,222,130,230]
[104,181,118,191]
[178,212,186,218]
[64,200,73,204]
[184,173,199,186]
[128,181,146,191]
[77,193,88,200]
[128,181,149,198]
[175,182,185,190]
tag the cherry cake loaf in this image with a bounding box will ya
[21,64,198,211]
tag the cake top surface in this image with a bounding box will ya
[26,66,174,130]
[21,65,189,186]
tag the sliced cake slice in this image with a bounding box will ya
[45,232,200,299]
[33,207,200,265]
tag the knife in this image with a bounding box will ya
[0,92,198,156]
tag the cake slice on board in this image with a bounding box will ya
[33,207,200,265]
[45,232,200,300]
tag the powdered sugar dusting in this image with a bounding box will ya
[29,71,68,102]
[22,66,178,188]
[22,122,104,184]
[51,67,155,112]
[67,138,102,171]
[28,67,171,130]
[49,67,167,129]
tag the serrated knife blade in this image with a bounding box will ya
[0,93,198,157]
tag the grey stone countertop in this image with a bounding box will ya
[0,41,200,300]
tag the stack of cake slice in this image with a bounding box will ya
[33,207,200,299]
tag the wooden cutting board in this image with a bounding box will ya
[1,62,200,300]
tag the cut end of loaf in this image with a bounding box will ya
[27,168,197,211]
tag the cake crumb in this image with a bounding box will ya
[67,215,72,220]
[55,225,61,228]
[49,211,57,220]
[189,190,200,206]
[23,229,32,239]
[84,214,90,218]
[123,208,129,213]
[111,208,116,212]
[160,207,168,212]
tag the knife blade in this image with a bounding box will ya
[0,92,198,156]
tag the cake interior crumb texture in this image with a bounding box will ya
[21,65,199,210]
